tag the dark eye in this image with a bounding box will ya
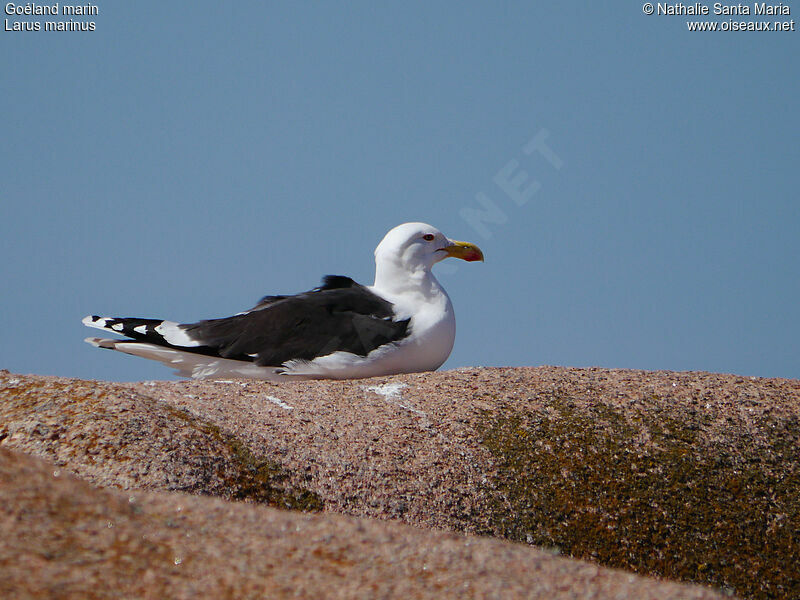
[423,234,435,241]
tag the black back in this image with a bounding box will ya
[182,276,410,365]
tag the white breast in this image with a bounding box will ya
[387,287,456,373]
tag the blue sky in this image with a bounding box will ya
[2,3,798,381]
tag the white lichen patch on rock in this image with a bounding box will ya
[364,383,426,416]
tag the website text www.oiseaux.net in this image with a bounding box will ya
[686,18,795,31]
[644,3,796,32]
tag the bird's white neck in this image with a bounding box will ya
[373,259,443,299]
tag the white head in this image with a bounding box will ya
[373,223,483,289]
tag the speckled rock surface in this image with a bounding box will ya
[2,366,798,598]
[0,447,726,599]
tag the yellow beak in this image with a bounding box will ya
[443,240,484,262]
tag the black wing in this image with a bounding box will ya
[181,275,410,365]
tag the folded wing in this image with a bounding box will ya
[83,276,410,368]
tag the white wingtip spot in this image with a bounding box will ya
[133,325,147,334]
[82,315,111,329]
[111,323,124,331]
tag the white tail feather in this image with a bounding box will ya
[83,338,289,381]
